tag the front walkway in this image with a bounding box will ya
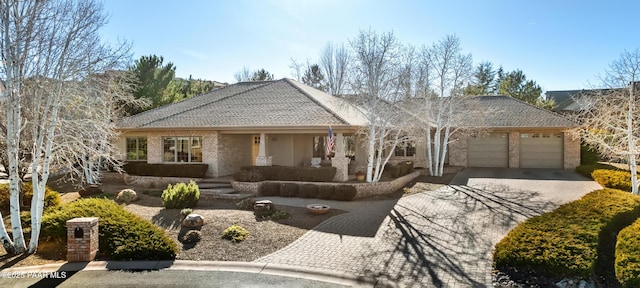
[255,170,601,287]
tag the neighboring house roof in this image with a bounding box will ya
[456,96,576,128]
[118,78,367,130]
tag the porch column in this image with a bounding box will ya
[255,133,272,166]
[331,132,350,182]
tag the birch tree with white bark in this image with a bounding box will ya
[416,35,473,177]
[0,0,135,254]
[348,29,415,182]
[575,49,640,194]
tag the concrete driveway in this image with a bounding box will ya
[256,168,602,287]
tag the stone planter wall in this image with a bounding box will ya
[123,174,202,189]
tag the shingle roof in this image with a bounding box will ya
[455,96,576,128]
[118,79,367,129]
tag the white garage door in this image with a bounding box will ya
[467,133,509,168]
[520,133,563,169]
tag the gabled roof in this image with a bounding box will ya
[456,96,576,128]
[118,78,367,130]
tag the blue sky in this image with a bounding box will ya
[101,0,640,92]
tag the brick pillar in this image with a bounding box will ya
[67,217,99,262]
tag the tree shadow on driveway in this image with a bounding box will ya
[356,184,559,287]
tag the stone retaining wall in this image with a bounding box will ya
[232,170,422,199]
[123,174,202,189]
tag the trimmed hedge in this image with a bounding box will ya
[279,183,299,197]
[581,144,601,165]
[123,163,208,178]
[334,185,357,201]
[318,185,335,200]
[260,182,280,196]
[575,163,620,178]
[390,161,414,178]
[493,189,640,279]
[616,218,640,287]
[41,198,177,260]
[592,169,634,191]
[235,166,336,182]
[299,184,318,198]
[0,182,61,214]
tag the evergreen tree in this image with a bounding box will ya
[130,55,176,113]
[302,64,326,90]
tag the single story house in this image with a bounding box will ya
[116,78,579,179]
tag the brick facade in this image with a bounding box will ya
[66,217,99,262]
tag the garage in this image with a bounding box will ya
[520,133,563,169]
[467,133,509,167]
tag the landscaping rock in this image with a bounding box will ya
[253,200,275,218]
[182,214,205,228]
[79,184,102,197]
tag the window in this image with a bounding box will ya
[163,137,202,163]
[126,137,147,161]
[395,140,415,157]
[313,135,356,159]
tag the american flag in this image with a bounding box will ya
[326,126,334,157]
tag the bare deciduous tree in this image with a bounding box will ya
[575,49,640,194]
[417,35,473,176]
[348,29,413,182]
[0,0,134,254]
[320,42,349,96]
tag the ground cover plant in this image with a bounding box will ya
[616,218,640,287]
[41,198,177,260]
[494,189,640,284]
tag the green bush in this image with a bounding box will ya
[494,189,640,279]
[161,181,200,209]
[299,184,318,198]
[232,169,265,182]
[334,185,357,201]
[270,210,290,220]
[125,163,208,178]
[115,189,138,204]
[260,182,279,196]
[318,185,335,200]
[592,169,634,191]
[616,218,640,287]
[581,144,601,165]
[391,161,415,178]
[279,183,299,197]
[222,225,250,242]
[180,230,202,244]
[0,183,61,214]
[41,198,177,260]
[237,166,336,182]
[576,163,622,179]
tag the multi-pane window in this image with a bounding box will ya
[313,135,356,159]
[126,137,147,161]
[163,137,202,163]
[394,140,416,157]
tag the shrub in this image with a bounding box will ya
[222,225,250,242]
[318,185,335,200]
[161,181,200,209]
[260,182,279,196]
[581,144,601,165]
[41,198,177,260]
[494,189,640,279]
[78,185,103,197]
[391,161,415,178]
[232,169,265,182]
[0,183,61,213]
[334,185,357,201]
[235,198,254,210]
[616,218,640,287]
[270,210,290,220]
[299,184,318,198]
[237,166,336,182]
[125,163,208,178]
[180,230,202,244]
[575,163,622,179]
[180,208,193,217]
[279,183,299,197]
[115,189,138,204]
[592,169,633,191]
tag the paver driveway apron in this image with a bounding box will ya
[255,168,601,287]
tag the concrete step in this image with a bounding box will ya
[197,183,232,189]
[198,178,233,184]
[200,188,236,195]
